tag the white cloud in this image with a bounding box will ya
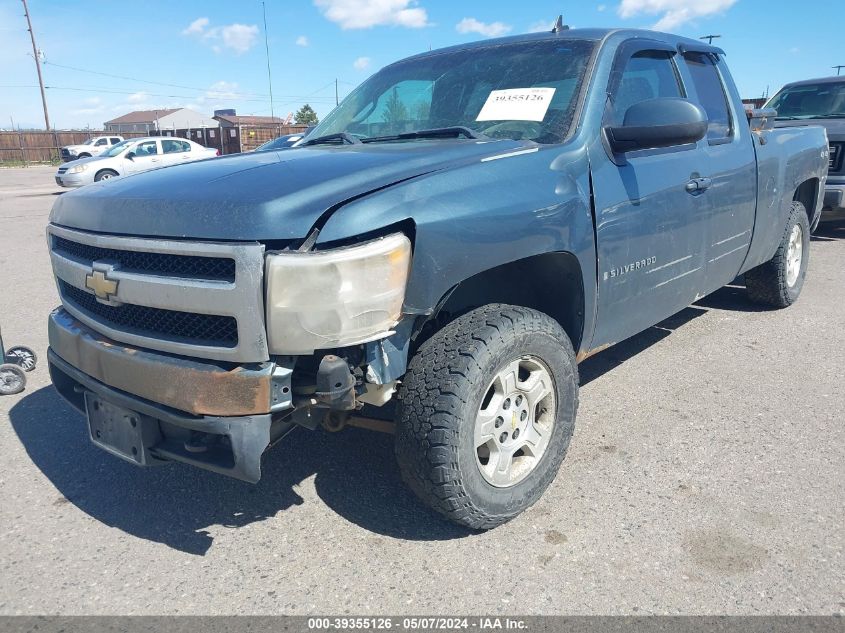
[526,20,551,33]
[456,17,511,38]
[618,0,737,30]
[296,35,309,46]
[182,18,259,54]
[219,24,259,54]
[206,81,240,100]
[353,56,371,70]
[182,17,209,35]
[314,0,429,29]
[597,4,607,11]
[127,92,149,104]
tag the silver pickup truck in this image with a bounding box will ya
[45,26,828,529]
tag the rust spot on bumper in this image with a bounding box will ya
[48,308,273,416]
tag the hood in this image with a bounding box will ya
[774,118,845,141]
[63,144,96,152]
[61,154,111,167]
[50,138,526,241]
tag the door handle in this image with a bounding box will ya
[685,177,712,194]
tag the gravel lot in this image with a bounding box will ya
[0,166,842,615]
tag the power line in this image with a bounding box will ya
[43,61,271,97]
[3,84,337,103]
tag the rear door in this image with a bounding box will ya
[678,50,756,292]
[588,42,709,348]
[161,138,192,165]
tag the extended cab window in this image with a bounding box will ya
[611,51,683,125]
[682,52,732,141]
[109,137,121,145]
[310,39,596,144]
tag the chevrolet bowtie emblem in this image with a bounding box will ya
[85,269,119,301]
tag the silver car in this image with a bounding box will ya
[55,137,219,188]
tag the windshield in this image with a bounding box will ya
[102,140,133,157]
[310,39,596,144]
[767,81,845,119]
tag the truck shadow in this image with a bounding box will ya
[811,220,845,242]
[8,387,471,555]
[6,280,771,555]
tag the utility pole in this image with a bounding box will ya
[699,34,721,45]
[335,78,339,106]
[262,1,275,122]
[833,65,845,76]
[21,0,50,130]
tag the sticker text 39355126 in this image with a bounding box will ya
[475,87,556,122]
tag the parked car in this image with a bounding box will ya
[54,137,219,188]
[60,135,124,162]
[767,76,845,222]
[254,132,309,151]
[46,26,827,529]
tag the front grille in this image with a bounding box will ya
[57,168,68,175]
[61,281,238,347]
[830,143,843,174]
[53,236,235,282]
[61,148,70,159]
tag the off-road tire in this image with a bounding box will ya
[745,201,810,308]
[394,304,579,530]
[94,169,118,182]
[0,363,26,396]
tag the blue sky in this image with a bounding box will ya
[1,0,842,130]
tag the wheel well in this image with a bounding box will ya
[793,178,819,224]
[422,252,585,352]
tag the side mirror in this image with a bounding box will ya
[125,152,135,161]
[606,98,707,153]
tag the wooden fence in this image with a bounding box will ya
[0,126,308,165]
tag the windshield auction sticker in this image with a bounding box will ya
[475,87,556,121]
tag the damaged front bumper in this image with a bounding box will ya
[48,308,294,482]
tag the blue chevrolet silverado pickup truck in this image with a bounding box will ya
[46,26,828,529]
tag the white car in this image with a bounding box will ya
[60,135,124,162]
[55,137,219,188]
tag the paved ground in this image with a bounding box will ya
[0,166,843,616]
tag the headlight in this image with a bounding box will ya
[265,233,412,354]
[67,163,89,174]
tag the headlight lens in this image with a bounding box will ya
[67,163,88,174]
[265,233,412,354]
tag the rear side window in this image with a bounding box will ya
[682,52,732,141]
[110,137,121,144]
[611,51,683,125]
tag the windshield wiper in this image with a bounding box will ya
[362,126,488,143]
[299,132,362,147]
[806,114,845,119]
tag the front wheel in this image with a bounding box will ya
[94,169,118,182]
[745,201,810,308]
[394,304,579,530]
[0,364,26,395]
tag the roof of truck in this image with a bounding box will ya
[396,27,724,65]
[780,76,845,88]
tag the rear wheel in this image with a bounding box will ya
[0,364,26,396]
[94,169,118,182]
[394,304,579,529]
[745,201,810,308]
[5,346,36,372]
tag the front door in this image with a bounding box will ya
[124,139,161,175]
[588,44,708,348]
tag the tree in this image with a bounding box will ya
[294,104,319,126]
[382,88,408,126]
